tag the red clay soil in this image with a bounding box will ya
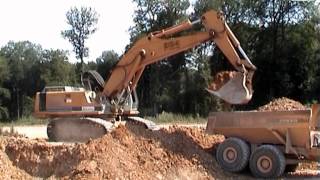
[258,97,307,111]
[0,137,32,179]
[2,124,245,179]
[208,71,238,91]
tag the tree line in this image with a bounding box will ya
[0,0,319,121]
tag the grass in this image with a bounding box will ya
[146,112,207,124]
[0,116,48,127]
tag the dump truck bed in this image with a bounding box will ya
[206,110,311,147]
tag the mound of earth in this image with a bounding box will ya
[0,137,32,179]
[258,97,307,111]
[2,124,249,179]
[1,110,318,179]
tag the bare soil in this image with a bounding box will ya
[0,137,32,179]
[1,124,239,179]
[258,97,307,111]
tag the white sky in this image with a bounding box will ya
[0,0,136,62]
[0,0,318,63]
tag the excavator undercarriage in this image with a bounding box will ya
[47,118,112,142]
[46,116,158,142]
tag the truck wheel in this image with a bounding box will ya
[216,137,250,172]
[249,145,285,178]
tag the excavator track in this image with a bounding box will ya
[47,118,114,142]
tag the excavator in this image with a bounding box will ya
[33,10,256,142]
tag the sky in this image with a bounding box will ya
[0,0,318,63]
[0,0,136,62]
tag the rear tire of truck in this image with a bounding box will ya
[249,145,285,178]
[216,137,250,172]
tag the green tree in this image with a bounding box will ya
[0,56,10,120]
[40,49,77,86]
[130,0,190,41]
[311,12,320,100]
[0,41,43,118]
[61,7,99,73]
[95,50,119,80]
[247,0,319,106]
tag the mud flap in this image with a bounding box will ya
[206,72,252,104]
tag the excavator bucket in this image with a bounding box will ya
[206,72,252,104]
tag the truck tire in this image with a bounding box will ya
[216,137,250,172]
[249,145,286,178]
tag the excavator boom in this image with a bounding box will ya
[103,10,256,104]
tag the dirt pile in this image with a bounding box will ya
[0,137,32,179]
[208,71,237,91]
[2,124,237,179]
[258,97,307,111]
[5,138,79,178]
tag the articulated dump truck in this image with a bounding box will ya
[206,104,320,178]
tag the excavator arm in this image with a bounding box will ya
[103,10,256,104]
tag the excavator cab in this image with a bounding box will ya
[81,71,105,92]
